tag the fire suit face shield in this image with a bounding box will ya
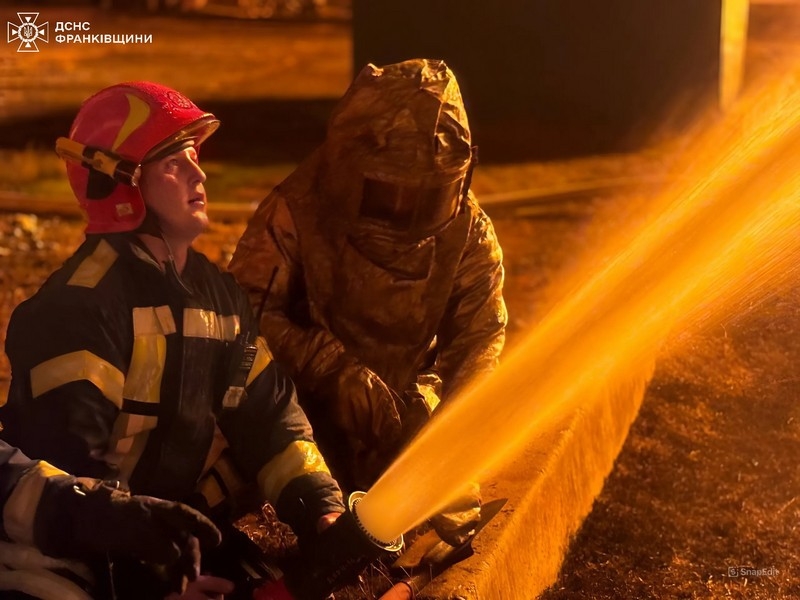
[359,175,465,238]
[358,145,477,239]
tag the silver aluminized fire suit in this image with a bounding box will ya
[230,59,507,490]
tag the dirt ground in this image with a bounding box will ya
[538,239,800,599]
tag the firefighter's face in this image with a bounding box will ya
[139,144,208,241]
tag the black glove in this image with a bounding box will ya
[322,360,403,452]
[35,476,222,587]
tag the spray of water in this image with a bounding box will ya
[356,70,800,544]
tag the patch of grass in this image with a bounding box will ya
[540,290,800,600]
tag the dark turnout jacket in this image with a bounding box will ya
[1,233,343,535]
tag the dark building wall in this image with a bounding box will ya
[353,0,722,160]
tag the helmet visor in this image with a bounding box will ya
[360,177,464,235]
[144,115,220,163]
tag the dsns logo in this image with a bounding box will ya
[7,12,49,53]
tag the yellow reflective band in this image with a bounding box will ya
[3,461,68,546]
[154,305,177,334]
[123,306,170,404]
[196,452,246,510]
[197,474,226,509]
[211,454,246,498]
[132,305,176,336]
[107,413,158,457]
[30,351,124,409]
[112,93,151,152]
[256,440,331,506]
[184,309,240,341]
[66,239,118,288]
[246,336,273,387]
[114,430,151,488]
[201,425,229,474]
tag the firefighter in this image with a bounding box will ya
[0,82,344,598]
[229,59,507,502]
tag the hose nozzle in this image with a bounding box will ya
[254,492,403,600]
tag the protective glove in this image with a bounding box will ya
[35,476,222,590]
[429,483,482,548]
[401,372,443,442]
[323,360,403,452]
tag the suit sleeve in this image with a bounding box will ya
[0,440,76,549]
[0,297,123,481]
[436,202,508,401]
[0,441,41,543]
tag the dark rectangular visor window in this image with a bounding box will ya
[361,178,463,232]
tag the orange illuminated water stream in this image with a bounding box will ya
[357,75,800,545]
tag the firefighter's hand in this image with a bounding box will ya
[399,371,442,442]
[326,362,402,450]
[38,477,222,576]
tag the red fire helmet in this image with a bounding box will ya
[63,81,219,233]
